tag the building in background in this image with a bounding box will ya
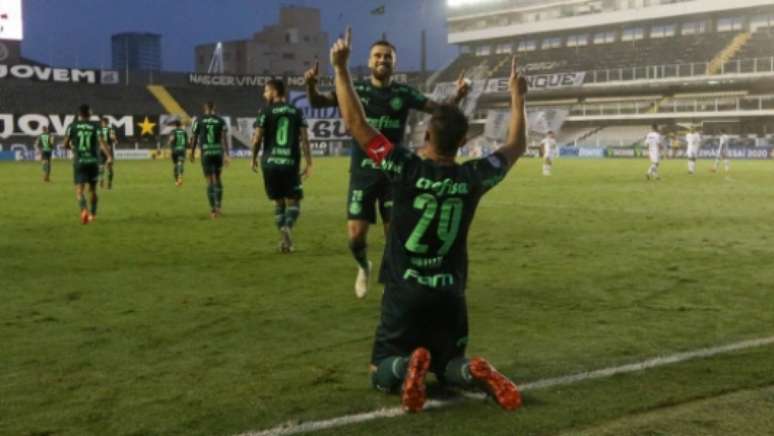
[195,5,328,75]
[112,32,162,71]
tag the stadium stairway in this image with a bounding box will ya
[147,85,191,123]
[708,32,752,75]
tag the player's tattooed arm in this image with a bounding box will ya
[305,60,338,108]
[332,27,380,150]
[189,134,197,163]
[300,128,313,179]
[423,69,471,112]
[221,126,230,167]
[495,56,528,169]
[98,136,113,164]
[251,127,264,172]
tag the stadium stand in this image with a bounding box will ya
[1,80,165,115]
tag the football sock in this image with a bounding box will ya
[178,162,184,176]
[724,160,730,172]
[349,239,369,271]
[285,205,300,229]
[274,205,286,229]
[372,356,408,392]
[108,168,114,187]
[688,161,696,173]
[90,196,98,216]
[78,195,87,211]
[444,357,475,388]
[206,185,216,210]
[215,182,223,208]
[173,164,179,180]
[42,162,49,175]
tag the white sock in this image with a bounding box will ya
[688,161,696,174]
[724,160,730,172]
[543,164,551,176]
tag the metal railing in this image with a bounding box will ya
[584,56,774,84]
[571,95,774,117]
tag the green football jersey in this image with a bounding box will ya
[38,133,53,152]
[335,81,427,174]
[257,102,307,168]
[98,126,116,145]
[192,115,227,156]
[378,145,509,294]
[66,121,101,165]
[170,128,188,152]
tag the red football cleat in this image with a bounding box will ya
[469,357,522,411]
[401,348,431,413]
[80,209,89,225]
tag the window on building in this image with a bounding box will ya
[475,45,492,56]
[622,28,644,41]
[593,31,616,44]
[461,45,472,54]
[651,24,676,38]
[717,17,744,32]
[682,21,707,35]
[541,37,562,49]
[567,34,589,47]
[517,40,537,52]
[495,43,513,54]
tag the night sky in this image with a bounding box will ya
[21,0,459,73]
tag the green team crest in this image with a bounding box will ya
[390,97,404,111]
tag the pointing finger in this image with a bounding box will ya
[345,26,352,47]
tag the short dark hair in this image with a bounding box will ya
[652,124,658,131]
[267,79,286,97]
[79,104,90,117]
[101,117,109,123]
[205,101,215,111]
[173,120,182,127]
[429,104,468,157]
[370,40,396,53]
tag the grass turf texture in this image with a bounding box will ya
[2,158,774,436]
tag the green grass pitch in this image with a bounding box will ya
[2,157,774,436]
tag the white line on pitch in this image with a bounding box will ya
[237,335,774,436]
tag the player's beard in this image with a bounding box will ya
[371,64,393,82]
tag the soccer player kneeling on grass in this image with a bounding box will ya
[251,79,312,253]
[332,28,525,413]
[63,105,112,224]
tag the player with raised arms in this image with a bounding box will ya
[190,102,230,218]
[332,27,526,413]
[251,79,313,252]
[305,36,470,298]
[63,104,112,224]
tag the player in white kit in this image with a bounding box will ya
[645,125,662,180]
[711,129,730,174]
[685,127,702,175]
[541,131,557,176]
